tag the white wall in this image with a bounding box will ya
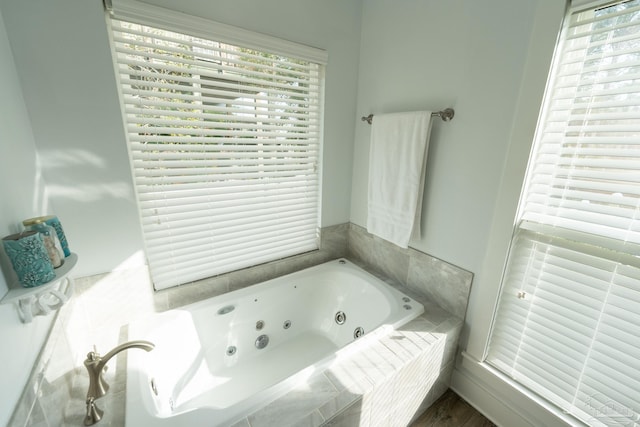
[352,1,567,424]
[0,0,362,278]
[0,0,144,278]
[0,7,55,425]
[351,0,542,344]
[0,0,568,423]
[352,0,537,274]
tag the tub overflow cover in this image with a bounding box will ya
[255,334,269,349]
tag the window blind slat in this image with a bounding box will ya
[127,126,318,140]
[145,217,317,254]
[144,211,317,244]
[150,235,316,276]
[111,33,315,76]
[137,150,319,161]
[111,32,318,84]
[141,200,317,226]
[134,170,317,185]
[115,53,317,96]
[126,112,316,128]
[124,103,319,121]
[127,117,318,133]
[139,185,316,208]
[136,178,315,199]
[146,222,316,262]
[111,25,317,74]
[133,156,319,171]
[121,92,318,116]
[119,82,318,109]
[152,240,318,289]
[110,24,318,71]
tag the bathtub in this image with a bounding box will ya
[125,258,424,426]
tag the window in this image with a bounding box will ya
[487,1,640,425]
[107,3,326,290]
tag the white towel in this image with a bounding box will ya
[366,111,433,248]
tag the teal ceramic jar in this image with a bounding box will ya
[23,215,70,257]
[2,231,56,287]
[46,215,70,257]
[24,220,63,268]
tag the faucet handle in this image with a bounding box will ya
[86,345,99,362]
[87,344,111,366]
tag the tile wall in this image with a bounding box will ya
[8,222,473,427]
[346,223,473,319]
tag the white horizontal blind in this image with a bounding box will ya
[489,230,640,425]
[108,18,323,289]
[487,1,640,425]
[521,0,640,249]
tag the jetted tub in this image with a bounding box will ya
[125,258,424,426]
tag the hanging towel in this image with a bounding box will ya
[366,111,433,248]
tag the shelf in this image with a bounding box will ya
[1,253,78,323]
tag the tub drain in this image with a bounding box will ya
[335,311,347,325]
[226,346,237,356]
[283,320,292,329]
[354,327,365,339]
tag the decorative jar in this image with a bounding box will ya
[2,231,56,287]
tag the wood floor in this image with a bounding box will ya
[411,389,496,427]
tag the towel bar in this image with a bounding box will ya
[361,108,454,124]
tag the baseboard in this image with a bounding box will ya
[450,365,534,427]
[450,352,583,427]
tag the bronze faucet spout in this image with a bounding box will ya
[84,340,154,425]
[95,340,155,373]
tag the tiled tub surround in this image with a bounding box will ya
[347,223,473,320]
[125,259,430,426]
[9,222,472,426]
[228,304,461,427]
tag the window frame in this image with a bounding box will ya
[105,0,327,289]
[451,2,635,426]
[482,0,640,425]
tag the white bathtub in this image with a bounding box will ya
[125,258,424,426]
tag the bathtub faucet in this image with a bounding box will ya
[83,340,154,425]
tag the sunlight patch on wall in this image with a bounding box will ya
[63,250,151,367]
[47,183,133,202]
[38,149,107,170]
